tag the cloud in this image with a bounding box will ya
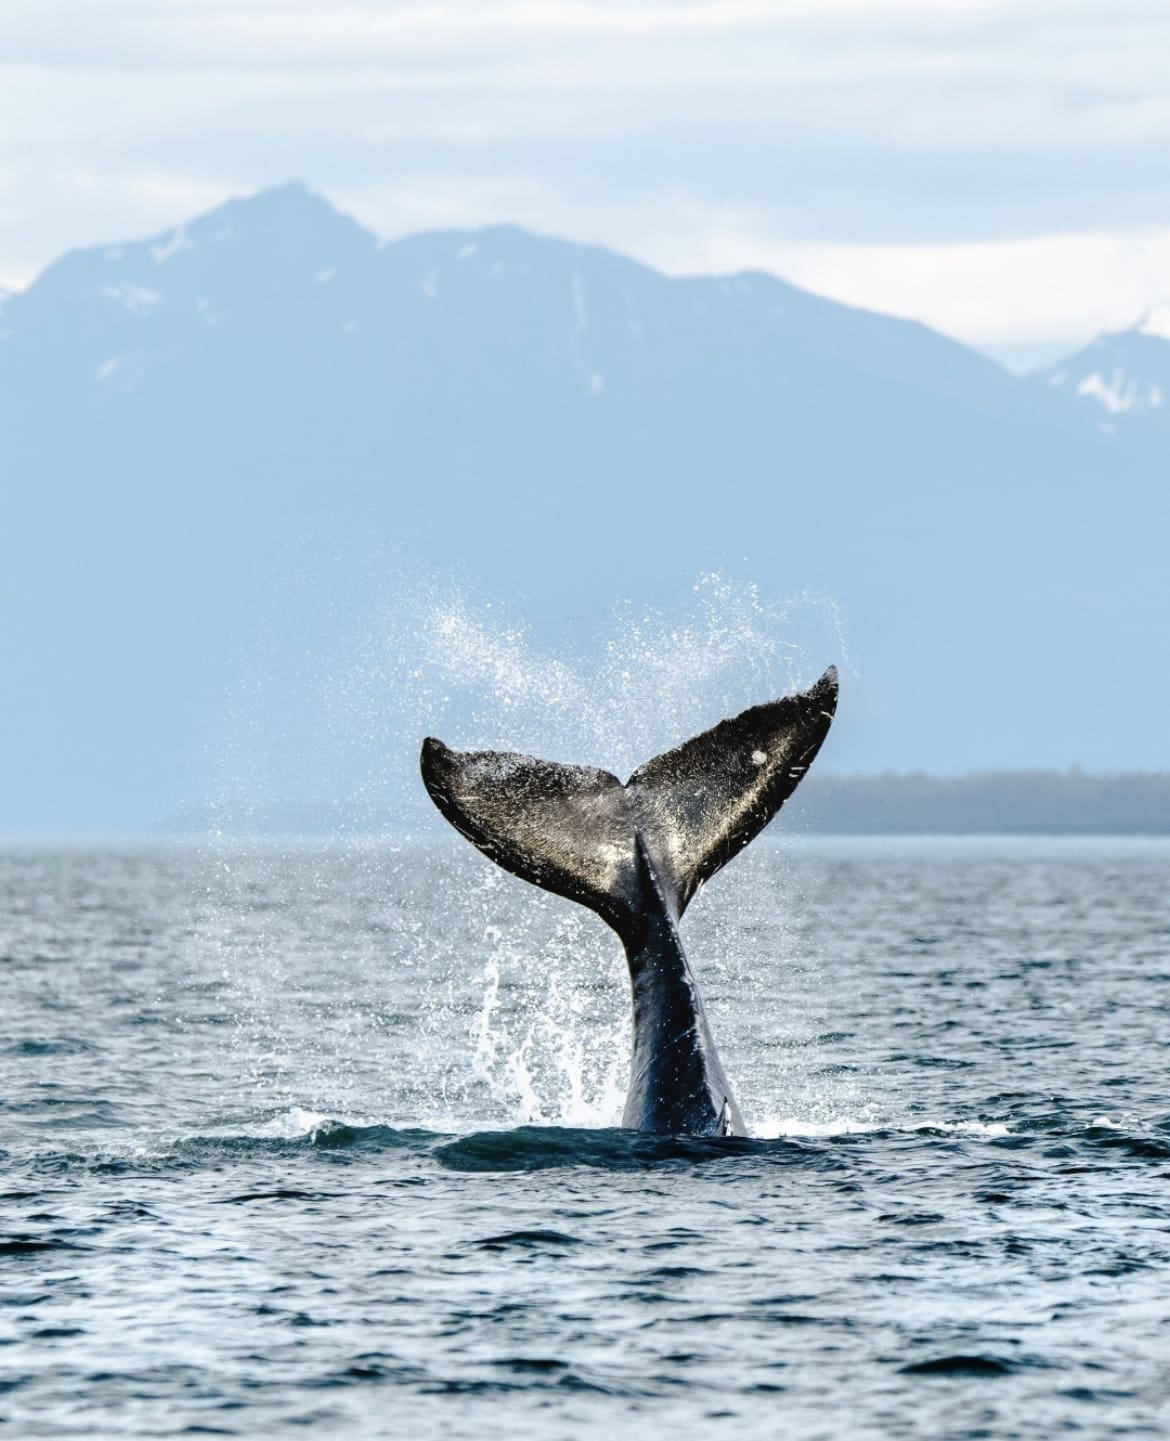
[2,0,1170,349]
[631,210,1170,350]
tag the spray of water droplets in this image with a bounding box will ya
[419,572,847,778]
[195,559,855,1132]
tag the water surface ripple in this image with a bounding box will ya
[2,839,1168,1438]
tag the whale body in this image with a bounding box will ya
[420,667,838,1136]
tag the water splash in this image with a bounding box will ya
[422,571,848,779]
[196,561,851,1132]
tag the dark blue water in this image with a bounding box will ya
[3,838,1169,1438]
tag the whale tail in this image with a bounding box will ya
[419,666,837,940]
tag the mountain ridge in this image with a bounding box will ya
[9,180,1170,431]
[0,180,1061,412]
[3,181,1166,834]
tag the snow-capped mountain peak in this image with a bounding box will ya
[1035,308,1170,427]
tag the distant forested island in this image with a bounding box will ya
[788,771,1170,834]
[162,772,1170,838]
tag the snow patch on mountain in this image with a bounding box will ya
[195,296,224,327]
[101,281,163,315]
[95,354,144,391]
[1076,370,1164,415]
[151,227,192,264]
[624,290,643,341]
[572,273,588,331]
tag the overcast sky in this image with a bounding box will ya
[3,0,1169,366]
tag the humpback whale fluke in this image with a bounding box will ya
[420,666,838,1136]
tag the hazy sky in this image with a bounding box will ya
[3,0,1169,365]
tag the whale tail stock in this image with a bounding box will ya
[418,666,838,942]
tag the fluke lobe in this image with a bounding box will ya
[420,667,838,1137]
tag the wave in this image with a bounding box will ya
[753,1116,1011,1140]
[11,1102,1170,1179]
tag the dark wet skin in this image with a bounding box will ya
[421,667,838,1135]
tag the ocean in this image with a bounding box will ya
[3,836,1169,1438]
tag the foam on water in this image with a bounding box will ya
[755,1116,1011,1139]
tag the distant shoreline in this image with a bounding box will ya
[787,771,1170,835]
[154,772,1170,838]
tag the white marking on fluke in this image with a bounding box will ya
[751,750,767,766]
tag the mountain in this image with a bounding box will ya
[1036,308,1170,432]
[2,183,1166,834]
